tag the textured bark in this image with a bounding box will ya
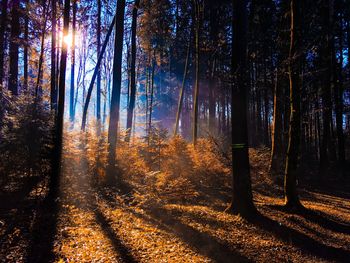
[107,0,126,182]
[226,0,255,217]
[284,0,302,209]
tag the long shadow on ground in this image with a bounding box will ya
[94,207,138,263]
[252,208,350,262]
[130,206,251,263]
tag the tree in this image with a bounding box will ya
[51,0,57,110]
[8,0,20,95]
[192,0,201,145]
[107,0,126,182]
[0,0,7,85]
[96,0,102,125]
[126,0,140,142]
[284,0,303,209]
[69,0,77,122]
[226,0,255,217]
[51,0,70,198]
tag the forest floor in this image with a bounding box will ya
[0,140,350,262]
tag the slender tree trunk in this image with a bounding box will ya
[69,0,76,123]
[284,0,303,209]
[23,0,29,90]
[96,0,101,123]
[192,0,200,145]
[51,0,57,110]
[174,34,191,137]
[320,0,333,172]
[50,0,70,200]
[0,0,7,85]
[226,0,255,217]
[81,14,116,131]
[270,68,284,175]
[35,1,49,97]
[8,0,20,95]
[148,55,155,135]
[107,0,126,182]
[126,0,139,141]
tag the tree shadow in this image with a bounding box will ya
[25,189,59,262]
[129,206,252,263]
[250,209,350,262]
[268,204,350,235]
[94,207,138,263]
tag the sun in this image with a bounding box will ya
[63,34,73,46]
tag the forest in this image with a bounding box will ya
[0,0,349,262]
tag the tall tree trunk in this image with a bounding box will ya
[50,0,70,200]
[8,0,20,95]
[174,34,191,137]
[107,0,126,182]
[226,0,255,217]
[192,0,200,145]
[51,0,57,110]
[23,0,29,90]
[35,1,49,97]
[126,0,139,142]
[81,14,116,131]
[270,68,284,175]
[333,14,345,173]
[284,0,303,209]
[320,0,333,172]
[96,0,101,123]
[0,0,7,85]
[69,0,76,123]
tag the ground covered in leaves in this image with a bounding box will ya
[1,135,350,262]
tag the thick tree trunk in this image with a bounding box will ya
[0,0,7,85]
[284,0,303,209]
[226,0,255,217]
[126,0,139,142]
[107,0,126,182]
[8,0,20,95]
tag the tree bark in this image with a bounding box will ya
[107,0,126,182]
[69,0,76,123]
[126,0,139,142]
[96,0,101,123]
[0,0,7,85]
[51,0,57,110]
[8,0,20,95]
[226,0,255,217]
[284,0,303,209]
[50,0,70,200]
[81,14,116,131]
